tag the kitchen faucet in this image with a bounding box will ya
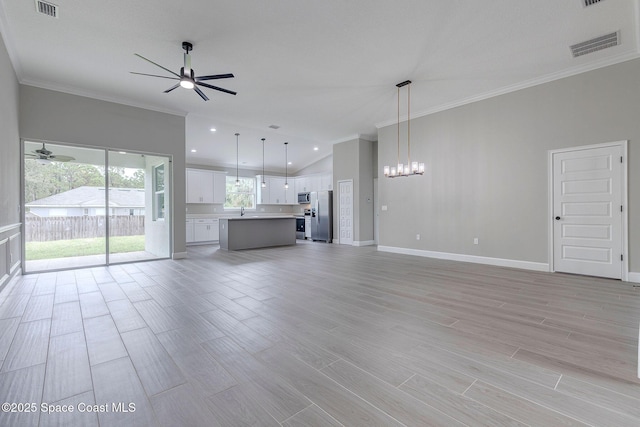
[240,206,245,216]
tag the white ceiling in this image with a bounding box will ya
[2,0,639,173]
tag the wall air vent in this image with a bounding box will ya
[35,0,58,18]
[583,0,604,6]
[570,31,619,58]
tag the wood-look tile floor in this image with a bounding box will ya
[1,241,639,426]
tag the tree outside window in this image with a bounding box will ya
[225,176,255,209]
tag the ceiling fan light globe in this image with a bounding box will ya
[180,78,195,89]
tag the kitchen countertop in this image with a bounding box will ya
[220,215,296,221]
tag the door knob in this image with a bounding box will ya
[555,216,561,220]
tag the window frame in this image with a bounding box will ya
[153,164,165,221]
[224,176,256,210]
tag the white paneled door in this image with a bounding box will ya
[552,144,624,279]
[338,180,353,245]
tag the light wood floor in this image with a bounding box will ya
[1,241,639,426]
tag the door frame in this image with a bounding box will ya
[547,140,628,281]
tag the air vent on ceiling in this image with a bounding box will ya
[35,0,58,18]
[268,125,280,129]
[583,0,604,7]
[570,31,619,58]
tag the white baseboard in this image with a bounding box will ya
[377,246,549,272]
[353,240,375,247]
[172,252,188,260]
[628,272,640,283]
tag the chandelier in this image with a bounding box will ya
[383,80,424,178]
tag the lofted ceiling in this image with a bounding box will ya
[2,0,639,173]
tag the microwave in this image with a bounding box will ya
[297,192,310,204]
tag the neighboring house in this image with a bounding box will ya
[26,186,145,217]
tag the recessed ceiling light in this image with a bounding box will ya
[288,161,292,165]
[313,147,319,151]
[118,151,127,154]
[191,149,197,153]
[210,128,216,132]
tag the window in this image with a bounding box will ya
[153,164,165,220]
[225,176,255,209]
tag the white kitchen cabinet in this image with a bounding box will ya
[295,176,310,193]
[213,172,227,204]
[186,169,214,203]
[186,169,226,204]
[191,218,219,243]
[268,177,286,204]
[285,180,296,204]
[308,174,321,192]
[256,175,269,204]
[305,215,311,238]
[186,219,195,243]
[321,173,333,190]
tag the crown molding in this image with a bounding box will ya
[376,51,640,129]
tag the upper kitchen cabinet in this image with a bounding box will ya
[295,176,310,193]
[320,173,333,191]
[212,172,226,204]
[186,168,226,204]
[256,175,297,204]
[293,173,332,193]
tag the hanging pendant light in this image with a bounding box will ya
[261,138,267,188]
[235,133,240,186]
[383,80,424,178]
[284,142,289,189]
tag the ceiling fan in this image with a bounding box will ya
[131,41,236,101]
[25,143,75,163]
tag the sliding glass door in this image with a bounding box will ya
[23,141,171,273]
[107,151,171,263]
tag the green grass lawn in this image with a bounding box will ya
[26,235,145,260]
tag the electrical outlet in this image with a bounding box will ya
[473,237,479,245]
[381,205,388,211]
[416,234,420,240]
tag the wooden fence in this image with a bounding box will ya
[25,216,145,242]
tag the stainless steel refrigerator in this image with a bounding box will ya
[310,190,333,242]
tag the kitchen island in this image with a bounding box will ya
[219,216,296,251]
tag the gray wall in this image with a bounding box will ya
[378,58,640,273]
[296,154,333,176]
[333,138,375,243]
[0,31,21,289]
[19,86,187,257]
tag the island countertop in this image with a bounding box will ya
[221,215,296,220]
[219,216,296,250]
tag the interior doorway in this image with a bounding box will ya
[549,141,628,280]
[23,141,172,272]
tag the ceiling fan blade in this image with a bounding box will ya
[196,73,234,81]
[196,81,237,96]
[164,83,180,93]
[130,72,179,81]
[134,54,180,78]
[50,155,75,162]
[24,154,38,159]
[193,86,209,101]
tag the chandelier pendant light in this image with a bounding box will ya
[284,142,289,189]
[383,80,425,178]
[261,138,267,188]
[235,133,240,186]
